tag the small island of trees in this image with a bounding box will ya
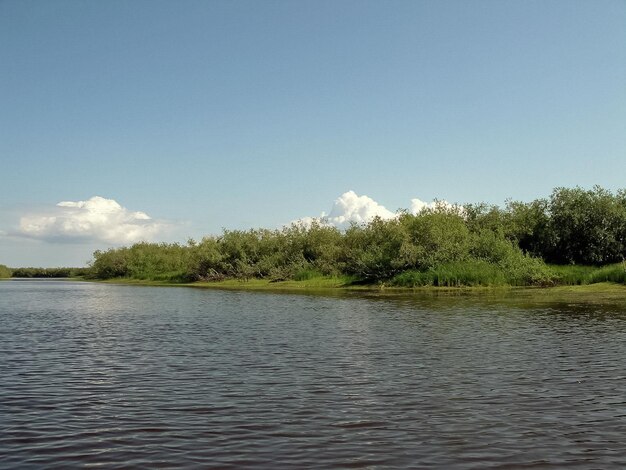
[3,186,626,288]
[86,186,626,288]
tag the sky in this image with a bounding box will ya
[1,0,625,267]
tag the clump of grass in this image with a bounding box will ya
[391,260,509,287]
[390,256,558,288]
[549,264,596,285]
[148,270,193,283]
[588,264,626,284]
[293,269,322,281]
[549,263,626,285]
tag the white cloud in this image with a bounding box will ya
[289,191,396,229]
[18,196,166,244]
[410,198,460,214]
[324,190,395,228]
[290,191,462,229]
[288,216,322,230]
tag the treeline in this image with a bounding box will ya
[88,186,626,287]
[0,264,11,278]
[469,185,626,265]
[6,267,90,278]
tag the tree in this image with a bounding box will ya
[546,186,626,264]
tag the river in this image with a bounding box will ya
[2,279,626,468]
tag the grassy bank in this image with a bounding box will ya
[93,266,626,293]
[549,263,626,285]
[97,274,364,291]
[87,277,626,310]
[8,261,626,292]
[389,261,626,288]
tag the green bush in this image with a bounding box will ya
[0,264,12,278]
[340,217,412,280]
[545,186,626,264]
[9,267,88,278]
[401,208,470,268]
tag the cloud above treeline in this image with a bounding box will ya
[11,192,458,245]
[18,196,167,244]
[292,191,458,229]
[325,191,395,226]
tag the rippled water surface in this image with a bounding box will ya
[2,280,626,468]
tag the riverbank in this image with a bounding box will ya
[89,276,626,303]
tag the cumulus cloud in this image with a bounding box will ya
[18,196,167,244]
[324,190,396,228]
[290,191,461,229]
[410,198,460,214]
[290,191,395,229]
[289,216,322,229]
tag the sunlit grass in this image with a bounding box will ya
[94,262,626,291]
[549,263,626,285]
[390,261,509,287]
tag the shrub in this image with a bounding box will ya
[0,264,11,278]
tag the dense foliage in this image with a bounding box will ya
[0,264,11,278]
[460,186,626,266]
[10,267,90,278]
[81,186,626,287]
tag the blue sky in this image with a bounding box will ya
[1,0,625,266]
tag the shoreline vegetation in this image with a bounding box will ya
[94,276,626,295]
[0,267,90,279]
[3,186,626,294]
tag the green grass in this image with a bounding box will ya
[293,269,323,281]
[549,263,626,285]
[93,262,626,291]
[196,274,358,290]
[391,261,626,289]
[96,273,359,291]
[588,264,626,283]
[391,260,518,288]
[548,264,597,285]
[139,270,191,282]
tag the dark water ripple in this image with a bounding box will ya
[2,280,626,468]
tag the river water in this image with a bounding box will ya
[2,279,626,468]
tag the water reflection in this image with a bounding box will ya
[1,280,626,468]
